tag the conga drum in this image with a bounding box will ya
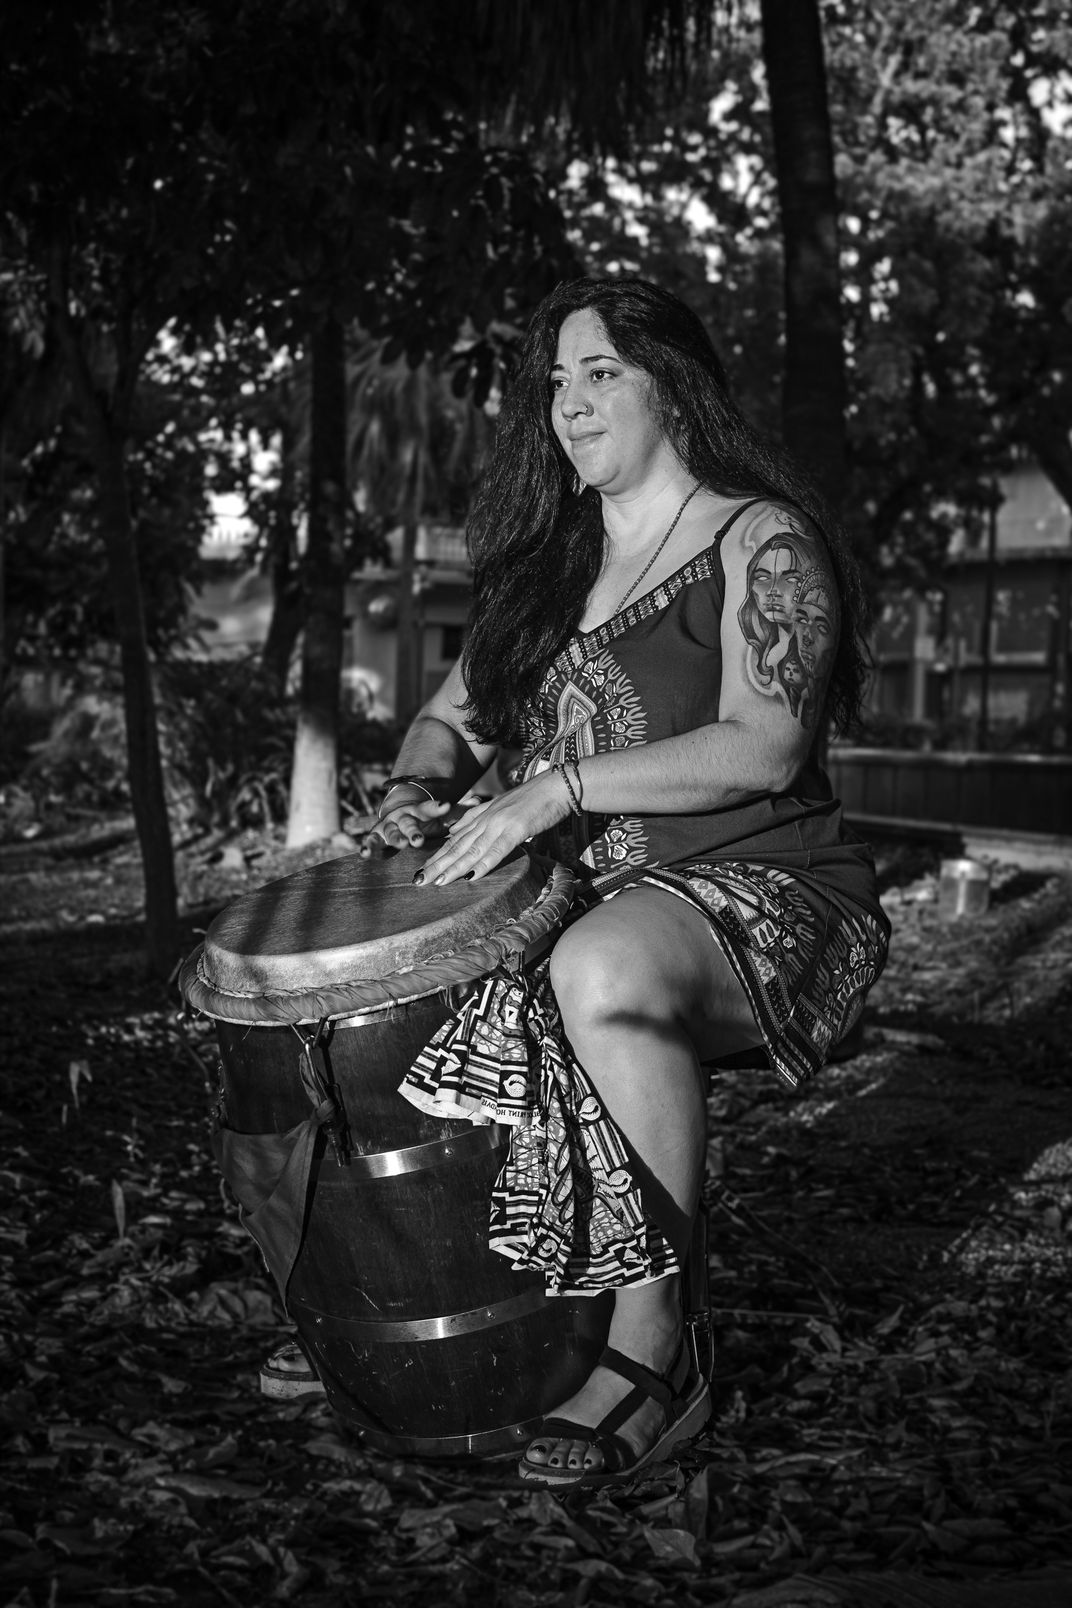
[179,846,613,1459]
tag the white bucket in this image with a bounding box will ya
[937,857,991,919]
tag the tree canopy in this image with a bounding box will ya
[553,1,1072,586]
[0,0,581,965]
[3,0,1070,963]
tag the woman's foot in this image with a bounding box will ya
[520,1280,707,1485]
[522,1355,677,1478]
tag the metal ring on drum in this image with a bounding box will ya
[178,846,613,1460]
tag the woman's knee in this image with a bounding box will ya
[548,889,761,1059]
[548,916,644,1030]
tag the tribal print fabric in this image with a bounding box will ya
[402,957,679,1295]
[400,860,887,1294]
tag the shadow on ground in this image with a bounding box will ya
[0,825,1069,1607]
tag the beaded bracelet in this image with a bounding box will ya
[553,760,583,816]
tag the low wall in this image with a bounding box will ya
[826,748,1072,838]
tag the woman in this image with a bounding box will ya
[364,277,890,1490]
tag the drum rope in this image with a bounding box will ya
[179,862,576,1026]
[291,1020,350,1165]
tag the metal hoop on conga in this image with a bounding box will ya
[179,846,614,1459]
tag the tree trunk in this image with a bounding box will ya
[261,435,303,697]
[45,241,179,977]
[395,517,420,726]
[261,564,303,698]
[97,429,180,976]
[0,421,6,691]
[286,316,348,847]
[760,0,846,507]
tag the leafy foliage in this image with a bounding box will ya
[828,0,1072,558]
[0,659,400,842]
[18,689,130,817]
[552,1,1072,592]
[160,656,399,834]
[4,358,214,672]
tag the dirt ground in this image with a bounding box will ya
[1,820,1070,1607]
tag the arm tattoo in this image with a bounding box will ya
[736,514,839,730]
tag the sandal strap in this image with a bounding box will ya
[529,1415,598,1442]
[597,1346,676,1412]
[525,1415,635,1473]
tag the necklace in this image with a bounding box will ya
[612,484,702,614]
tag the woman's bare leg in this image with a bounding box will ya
[523,885,762,1476]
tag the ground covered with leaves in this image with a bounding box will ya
[1,824,1071,1608]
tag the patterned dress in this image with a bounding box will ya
[401,502,890,1295]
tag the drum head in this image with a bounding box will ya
[179,846,573,1025]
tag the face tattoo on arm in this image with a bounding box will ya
[736,513,839,729]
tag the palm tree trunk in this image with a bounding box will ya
[285,315,348,847]
[760,0,846,507]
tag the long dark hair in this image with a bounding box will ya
[461,277,868,744]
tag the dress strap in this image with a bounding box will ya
[713,495,829,553]
[711,496,768,546]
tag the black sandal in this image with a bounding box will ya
[517,1342,711,1490]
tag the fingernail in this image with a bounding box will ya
[463,871,475,881]
[412,871,424,885]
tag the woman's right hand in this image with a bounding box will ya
[360,796,453,857]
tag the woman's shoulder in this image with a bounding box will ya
[715,496,830,583]
[714,495,823,547]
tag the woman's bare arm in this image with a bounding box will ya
[574,501,836,814]
[362,661,499,852]
[389,659,497,792]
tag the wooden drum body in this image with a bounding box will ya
[179,847,612,1459]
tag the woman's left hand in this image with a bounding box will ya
[415,771,570,886]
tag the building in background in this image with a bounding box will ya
[343,524,471,719]
[195,508,472,721]
[866,465,1071,750]
[198,467,1071,752]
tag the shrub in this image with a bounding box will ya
[0,654,404,840]
[161,655,401,833]
[161,656,292,831]
[0,697,57,788]
[14,683,130,818]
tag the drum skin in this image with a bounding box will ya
[185,846,612,1458]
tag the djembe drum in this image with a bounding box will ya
[179,846,614,1459]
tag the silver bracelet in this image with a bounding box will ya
[377,778,437,820]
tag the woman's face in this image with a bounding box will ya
[750,541,802,626]
[792,582,836,675]
[549,309,672,494]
